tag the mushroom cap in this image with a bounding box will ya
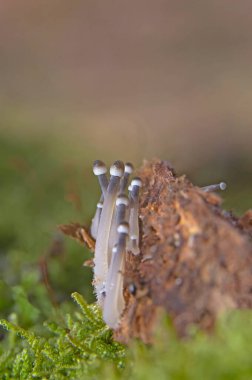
[130,234,138,239]
[110,161,125,177]
[131,177,142,188]
[220,182,227,190]
[93,160,107,176]
[117,222,129,234]
[124,162,134,174]
[116,194,129,207]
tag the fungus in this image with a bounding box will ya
[91,160,108,239]
[90,160,141,325]
[92,160,108,197]
[93,160,125,304]
[115,194,130,223]
[103,222,129,328]
[120,162,134,193]
[128,177,142,255]
[108,193,129,263]
[90,201,103,239]
[201,182,227,192]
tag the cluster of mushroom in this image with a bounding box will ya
[90,160,141,328]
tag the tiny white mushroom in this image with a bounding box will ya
[115,194,129,222]
[103,222,129,328]
[108,194,129,263]
[128,184,133,205]
[93,160,124,304]
[93,160,108,197]
[201,182,227,192]
[128,177,142,255]
[120,162,134,193]
[90,201,103,239]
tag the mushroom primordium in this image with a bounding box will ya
[91,160,140,327]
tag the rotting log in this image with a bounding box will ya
[60,160,252,344]
[115,160,252,343]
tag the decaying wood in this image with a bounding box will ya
[114,160,252,343]
[61,160,252,343]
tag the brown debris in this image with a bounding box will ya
[59,223,95,267]
[59,223,95,252]
[114,160,252,343]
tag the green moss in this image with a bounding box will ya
[0,292,125,379]
[2,302,252,379]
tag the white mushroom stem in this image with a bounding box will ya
[128,177,142,255]
[201,182,227,192]
[115,194,129,225]
[93,160,124,304]
[103,222,129,328]
[90,200,103,239]
[128,184,133,210]
[107,206,116,267]
[93,160,108,197]
[108,194,129,262]
[120,162,134,193]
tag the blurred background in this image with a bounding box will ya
[0,1,251,317]
[1,1,252,165]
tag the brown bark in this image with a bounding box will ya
[115,160,252,343]
[60,160,252,344]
